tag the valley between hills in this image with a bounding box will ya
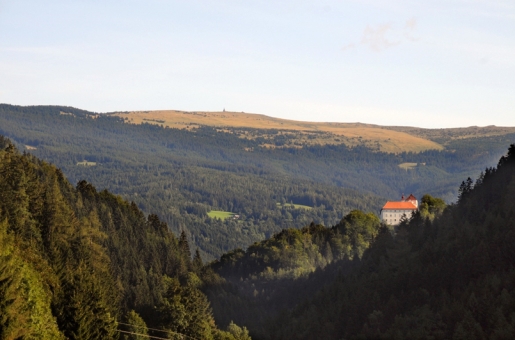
[2,104,515,260]
[1,104,515,339]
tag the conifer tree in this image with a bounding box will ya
[227,321,252,340]
[179,230,191,257]
[178,230,192,273]
[0,136,232,339]
[124,310,148,340]
[193,248,204,274]
[0,218,64,339]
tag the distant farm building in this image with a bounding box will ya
[381,194,418,225]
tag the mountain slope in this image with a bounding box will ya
[205,210,386,336]
[0,137,245,339]
[1,104,513,260]
[261,144,515,339]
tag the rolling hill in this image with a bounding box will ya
[111,110,445,153]
[1,104,514,260]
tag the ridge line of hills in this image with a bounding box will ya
[3,128,515,339]
[1,103,514,261]
[111,109,515,153]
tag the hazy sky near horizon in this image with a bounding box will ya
[1,1,514,128]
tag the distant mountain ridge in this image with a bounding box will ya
[3,102,515,339]
[111,109,515,153]
[1,103,513,260]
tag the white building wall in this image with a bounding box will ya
[381,209,414,225]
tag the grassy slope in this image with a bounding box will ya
[276,203,313,210]
[113,110,515,154]
[384,125,515,145]
[112,110,444,153]
[207,210,235,220]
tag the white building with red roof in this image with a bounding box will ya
[381,194,418,225]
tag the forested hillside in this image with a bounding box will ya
[0,136,248,339]
[3,104,515,339]
[0,104,511,259]
[205,209,385,335]
[209,145,515,339]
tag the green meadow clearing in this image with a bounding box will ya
[76,161,97,166]
[207,210,235,220]
[276,203,313,210]
[398,162,418,170]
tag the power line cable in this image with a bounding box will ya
[118,322,169,335]
[116,329,171,340]
[117,322,201,340]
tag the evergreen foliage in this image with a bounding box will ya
[1,104,508,260]
[206,210,386,335]
[0,137,243,339]
[0,218,64,339]
[418,194,447,220]
[217,144,515,339]
[1,102,515,339]
[123,310,148,340]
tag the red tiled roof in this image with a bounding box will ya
[382,201,417,210]
[406,194,417,201]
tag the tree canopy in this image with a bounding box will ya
[0,136,246,339]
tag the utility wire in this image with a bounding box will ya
[118,322,169,335]
[116,329,171,339]
[117,322,201,340]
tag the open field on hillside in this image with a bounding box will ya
[398,162,419,170]
[385,125,515,145]
[207,210,235,220]
[112,110,444,153]
[76,161,97,166]
[276,203,313,210]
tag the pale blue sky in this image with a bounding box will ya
[1,0,514,128]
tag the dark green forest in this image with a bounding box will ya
[0,104,510,260]
[207,145,515,339]
[0,136,249,339]
[2,101,515,339]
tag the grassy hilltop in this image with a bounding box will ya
[112,110,445,153]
